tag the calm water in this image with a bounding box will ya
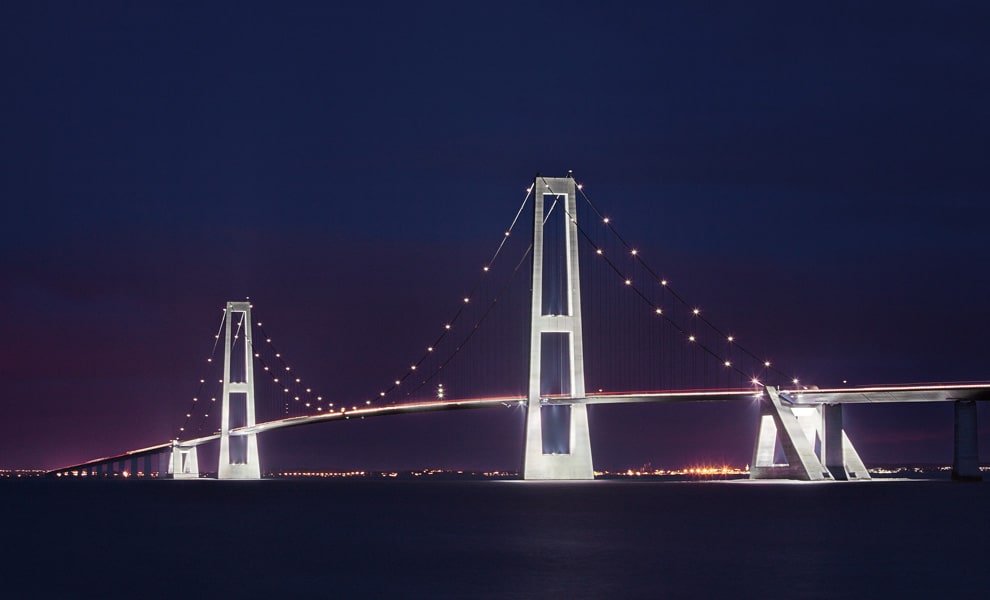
[2,479,988,598]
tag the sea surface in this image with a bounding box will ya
[2,478,988,599]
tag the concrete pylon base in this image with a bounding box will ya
[523,402,594,480]
[217,464,261,480]
[218,432,261,480]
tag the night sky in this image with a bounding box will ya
[3,2,989,472]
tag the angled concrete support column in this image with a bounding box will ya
[796,386,870,481]
[169,443,200,480]
[821,404,848,480]
[952,400,981,481]
[523,176,594,480]
[820,404,870,480]
[217,301,261,480]
[750,387,830,481]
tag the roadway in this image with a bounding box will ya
[48,382,990,475]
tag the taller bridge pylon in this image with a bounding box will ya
[523,176,594,480]
[217,301,261,480]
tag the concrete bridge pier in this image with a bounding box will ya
[169,443,200,480]
[751,387,830,480]
[751,388,871,481]
[952,400,981,481]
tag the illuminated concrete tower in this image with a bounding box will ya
[523,176,594,480]
[217,301,261,480]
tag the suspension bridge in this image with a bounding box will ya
[49,175,989,482]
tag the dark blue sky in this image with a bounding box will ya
[2,2,988,471]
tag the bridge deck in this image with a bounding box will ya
[546,383,990,406]
[49,383,990,475]
[49,441,174,474]
[778,383,990,405]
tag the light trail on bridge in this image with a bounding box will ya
[49,382,990,476]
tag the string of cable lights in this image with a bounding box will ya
[187,312,246,434]
[369,187,533,405]
[400,242,534,402]
[237,233,533,423]
[252,321,333,415]
[575,180,789,381]
[175,309,227,438]
[540,175,786,389]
